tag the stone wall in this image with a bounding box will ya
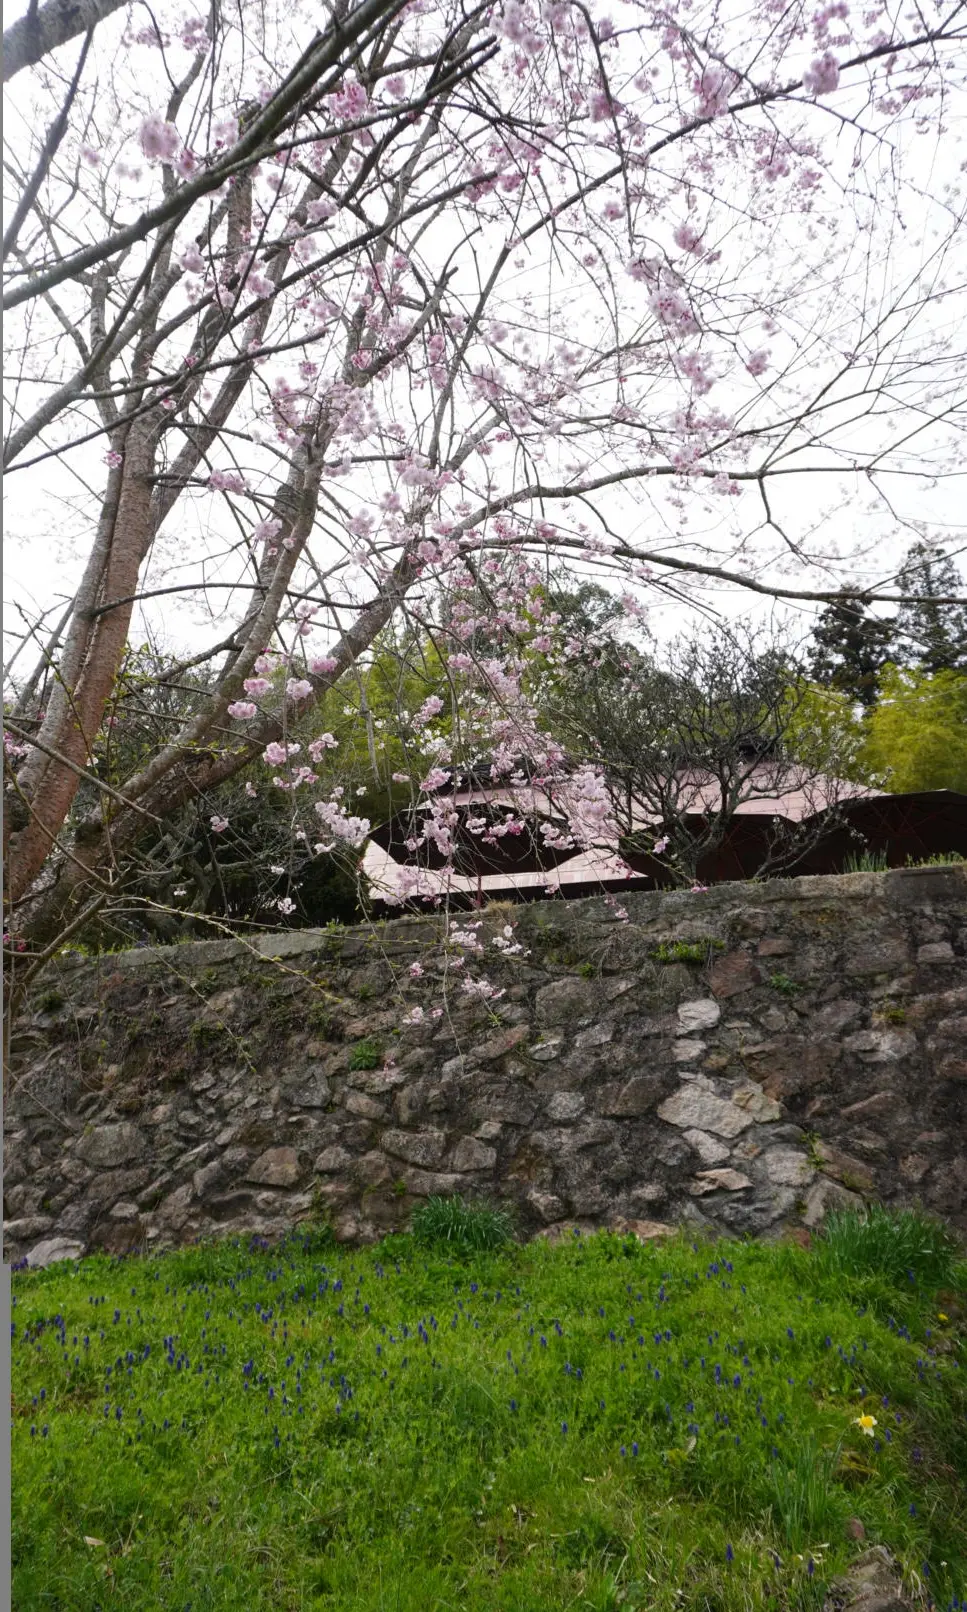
[4,865,966,1266]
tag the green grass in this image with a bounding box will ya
[411,1194,515,1253]
[11,1223,967,1611]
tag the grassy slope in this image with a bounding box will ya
[10,1226,967,1611]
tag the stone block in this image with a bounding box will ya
[314,1145,354,1174]
[841,1028,917,1063]
[381,1128,447,1168]
[596,1077,664,1117]
[245,1147,303,1187]
[814,1142,875,1194]
[742,1036,839,1099]
[535,977,599,1026]
[917,941,955,964]
[402,1168,462,1197]
[528,1038,563,1063]
[840,1091,896,1120]
[545,1091,586,1122]
[899,1153,931,1183]
[673,1040,706,1063]
[763,1147,814,1187]
[657,1085,756,1139]
[844,936,910,976]
[677,999,721,1033]
[757,936,794,956]
[527,1189,567,1223]
[26,1237,85,1268]
[708,953,762,998]
[812,998,864,1035]
[608,1216,675,1241]
[682,1129,730,1166]
[344,1092,385,1120]
[689,1168,753,1195]
[451,1136,497,1172]
[802,1176,864,1227]
[75,1123,144,1168]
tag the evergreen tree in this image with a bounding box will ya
[808,595,895,707]
[895,544,967,673]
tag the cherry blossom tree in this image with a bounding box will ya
[3,0,967,984]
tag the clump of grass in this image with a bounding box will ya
[842,849,889,873]
[767,971,801,996]
[905,852,965,868]
[347,1037,381,1071]
[816,1203,962,1290]
[410,1194,515,1253]
[650,938,726,965]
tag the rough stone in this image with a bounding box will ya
[814,1142,876,1193]
[657,1085,755,1139]
[344,1092,385,1120]
[677,999,722,1034]
[762,1146,814,1187]
[917,941,955,963]
[608,1216,675,1241]
[26,1237,85,1268]
[597,1077,664,1117]
[528,1038,563,1063]
[708,952,762,998]
[535,976,599,1026]
[245,1148,303,1188]
[673,1039,706,1063]
[450,1136,497,1172]
[381,1129,447,1168]
[690,1168,753,1195]
[840,1091,896,1120]
[841,1028,917,1063]
[545,1091,586,1122]
[75,1123,144,1168]
[802,1176,864,1227]
[682,1128,730,1166]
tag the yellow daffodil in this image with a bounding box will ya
[853,1414,878,1437]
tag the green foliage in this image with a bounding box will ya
[410,1194,515,1253]
[347,1037,381,1071]
[767,972,800,996]
[815,1204,962,1291]
[895,543,967,674]
[861,663,967,794]
[842,849,889,873]
[650,939,726,964]
[11,1226,967,1611]
[807,595,895,707]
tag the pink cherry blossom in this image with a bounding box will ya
[285,678,313,701]
[139,115,181,163]
[227,701,257,719]
[803,52,840,95]
[210,815,229,832]
[309,655,339,675]
[242,677,271,696]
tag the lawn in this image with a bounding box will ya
[10,1207,967,1611]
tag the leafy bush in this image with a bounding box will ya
[816,1204,962,1290]
[410,1194,515,1253]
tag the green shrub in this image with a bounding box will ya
[816,1203,961,1290]
[410,1194,514,1253]
[767,971,800,996]
[347,1038,381,1071]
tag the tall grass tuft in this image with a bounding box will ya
[815,1203,962,1290]
[410,1194,515,1253]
